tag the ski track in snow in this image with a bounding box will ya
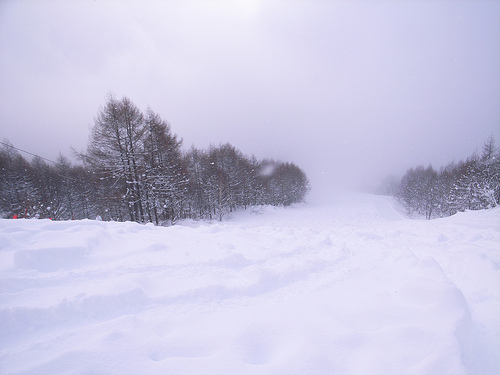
[0,193,499,374]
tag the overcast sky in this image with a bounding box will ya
[1,0,499,199]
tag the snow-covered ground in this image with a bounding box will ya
[1,193,499,375]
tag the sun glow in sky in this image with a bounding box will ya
[236,0,261,16]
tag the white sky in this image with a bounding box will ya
[1,0,499,196]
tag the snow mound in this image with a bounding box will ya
[1,193,498,374]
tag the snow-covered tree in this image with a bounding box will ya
[83,95,147,222]
[2,96,311,223]
[398,165,439,219]
[143,108,188,224]
[0,141,35,218]
[396,135,500,218]
[477,135,499,207]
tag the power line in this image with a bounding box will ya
[0,141,81,182]
[0,141,59,165]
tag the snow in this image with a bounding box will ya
[1,193,499,375]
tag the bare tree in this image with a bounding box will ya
[84,95,146,222]
[143,108,188,224]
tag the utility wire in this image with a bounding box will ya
[0,141,60,165]
[0,141,81,182]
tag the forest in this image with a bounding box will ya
[392,135,500,219]
[0,96,310,223]
[2,95,498,223]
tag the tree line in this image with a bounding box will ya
[394,135,499,219]
[0,95,310,223]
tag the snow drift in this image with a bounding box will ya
[0,193,499,374]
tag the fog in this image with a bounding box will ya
[1,0,499,199]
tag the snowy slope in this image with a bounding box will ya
[0,193,499,375]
